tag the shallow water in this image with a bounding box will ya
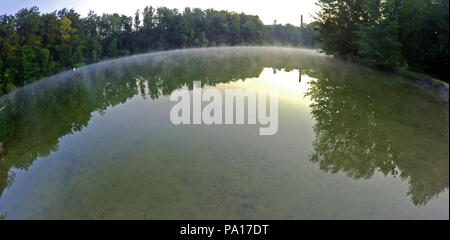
[0,47,448,219]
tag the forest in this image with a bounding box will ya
[0,6,317,95]
[315,0,449,82]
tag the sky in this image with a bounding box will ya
[1,0,319,26]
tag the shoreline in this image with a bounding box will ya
[398,70,449,103]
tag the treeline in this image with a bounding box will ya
[316,0,449,82]
[0,6,318,95]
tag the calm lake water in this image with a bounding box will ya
[0,47,448,219]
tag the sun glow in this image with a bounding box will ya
[221,68,316,105]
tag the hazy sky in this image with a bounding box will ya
[1,0,319,26]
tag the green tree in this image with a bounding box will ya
[356,0,403,69]
[397,0,449,81]
[315,0,367,58]
[315,0,449,81]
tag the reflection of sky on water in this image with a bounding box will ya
[221,68,317,106]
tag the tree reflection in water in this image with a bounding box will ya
[305,62,449,206]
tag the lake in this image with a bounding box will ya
[0,47,448,219]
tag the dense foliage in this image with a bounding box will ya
[0,6,318,95]
[315,0,449,81]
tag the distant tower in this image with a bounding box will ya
[300,15,303,27]
[298,68,302,82]
[273,19,277,25]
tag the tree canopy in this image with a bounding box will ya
[315,0,449,81]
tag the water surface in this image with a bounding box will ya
[0,47,448,219]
